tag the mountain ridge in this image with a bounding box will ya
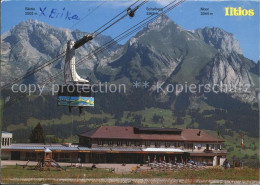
[1,19,121,85]
[91,15,257,102]
[1,16,258,102]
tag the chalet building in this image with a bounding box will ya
[1,126,227,166]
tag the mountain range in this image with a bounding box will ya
[1,15,258,103]
[92,15,259,103]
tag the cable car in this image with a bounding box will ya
[57,35,94,113]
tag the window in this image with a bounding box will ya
[117,141,122,146]
[108,140,113,146]
[98,140,103,146]
[174,142,180,147]
[25,152,36,160]
[53,153,58,161]
[135,141,141,146]
[184,143,193,149]
[145,141,150,147]
[59,153,70,162]
[165,142,170,148]
[155,142,160,147]
[197,144,202,150]
[126,141,130,146]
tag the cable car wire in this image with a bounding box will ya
[1,51,67,90]
[93,0,140,34]
[1,1,140,90]
[40,0,185,87]
[40,0,185,85]
[4,0,185,106]
[2,1,106,71]
[94,0,148,37]
[74,0,184,70]
[94,14,128,37]
[71,1,106,31]
[2,1,147,106]
[12,0,185,88]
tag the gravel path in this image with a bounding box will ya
[1,160,149,173]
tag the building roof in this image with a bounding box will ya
[2,144,186,153]
[44,148,52,153]
[2,131,11,134]
[78,126,224,143]
[1,131,13,137]
[1,143,78,151]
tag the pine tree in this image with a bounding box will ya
[29,123,45,143]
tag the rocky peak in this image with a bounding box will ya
[195,27,242,55]
[199,52,256,102]
[1,19,120,85]
[147,15,182,32]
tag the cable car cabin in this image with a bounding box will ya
[57,84,94,107]
[57,36,94,113]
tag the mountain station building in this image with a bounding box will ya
[1,126,227,166]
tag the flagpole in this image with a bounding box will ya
[216,124,220,166]
[240,134,242,168]
[240,133,244,168]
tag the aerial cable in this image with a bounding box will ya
[93,0,140,34]
[2,1,144,105]
[39,0,185,87]
[3,1,105,74]
[39,0,185,86]
[1,1,106,90]
[75,0,185,68]
[0,1,119,90]
[1,51,66,90]
[94,0,148,37]
[38,1,150,86]
[3,1,147,90]
[5,0,185,106]
[94,14,128,37]
[71,1,106,31]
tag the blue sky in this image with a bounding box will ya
[1,0,259,61]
